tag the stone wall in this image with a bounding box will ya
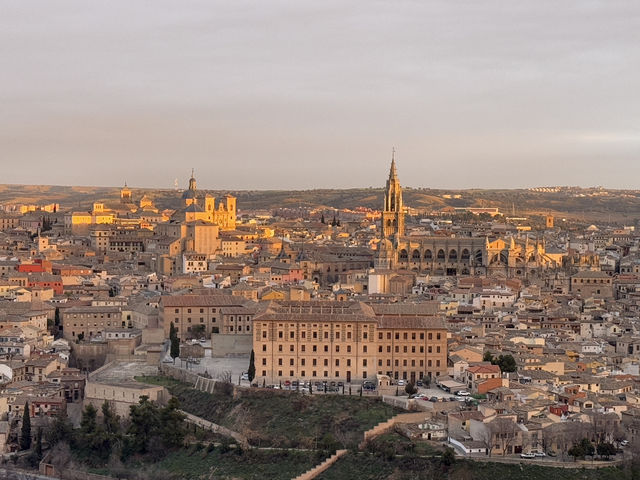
[291,450,347,480]
[71,342,108,371]
[360,412,432,447]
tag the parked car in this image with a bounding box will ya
[455,390,470,396]
[397,380,406,386]
[429,396,438,402]
[241,372,249,381]
[534,451,546,457]
[416,380,423,387]
[547,450,557,457]
[621,440,629,447]
[520,453,535,459]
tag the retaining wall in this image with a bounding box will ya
[291,450,347,480]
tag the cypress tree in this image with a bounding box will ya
[247,349,256,382]
[20,402,31,450]
[34,428,43,460]
[170,335,180,363]
[170,321,180,363]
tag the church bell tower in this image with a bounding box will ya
[381,149,405,239]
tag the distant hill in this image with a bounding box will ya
[1,184,639,223]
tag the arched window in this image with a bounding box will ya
[461,249,470,261]
[437,249,445,260]
[474,250,483,264]
[424,249,432,260]
[412,249,421,261]
[449,249,457,261]
[399,249,408,261]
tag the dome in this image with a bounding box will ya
[182,189,198,200]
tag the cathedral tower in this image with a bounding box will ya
[381,150,405,239]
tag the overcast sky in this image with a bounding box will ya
[1,1,639,190]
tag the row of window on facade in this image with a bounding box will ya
[174,308,218,314]
[262,357,441,368]
[260,369,441,380]
[262,343,441,355]
[261,329,441,341]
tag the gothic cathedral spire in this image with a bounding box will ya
[382,149,405,239]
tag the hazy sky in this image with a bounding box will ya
[2,1,640,190]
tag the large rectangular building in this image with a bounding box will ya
[253,301,447,385]
[160,294,253,338]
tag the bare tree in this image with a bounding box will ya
[217,370,233,383]
[563,421,585,457]
[478,425,494,457]
[540,425,555,454]
[489,417,519,456]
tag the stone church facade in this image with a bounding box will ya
[374,157,559,279]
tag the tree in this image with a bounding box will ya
[159,397,186,448]
[581,437,595,458]
[489,354,517,373]
[127,396,160,454]
[441,447,456,467]
[497,354,517,373]
[80,403,98,436]
[34,427,43,460]
[247,349,256,382]
[45,411,74,447]
[568,443,584,461]
[597,442,616,460]
[405,382,417,396]
[489,417,518,456]
[190,324,206,339]
[320,213,325,224]
[478,425,493,457]
[101,401,120,437]
[170,335,180,364]
[421,375,431,388]
[20,402,32,450]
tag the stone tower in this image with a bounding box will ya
[381,150,405,240]
[120,182,132,203]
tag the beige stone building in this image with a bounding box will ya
[570,270,614,298]
[160,294,254,338]
[374,156,561,280]
[253,301,447,385]
[61,305,126,341]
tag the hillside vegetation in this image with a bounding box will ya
[137,376,400,449]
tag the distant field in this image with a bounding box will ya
[137,375,400,449]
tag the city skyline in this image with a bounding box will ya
[2,1,640,189]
